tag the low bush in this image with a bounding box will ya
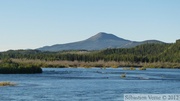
[0,59,42,74]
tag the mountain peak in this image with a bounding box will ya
[38,32,165,51]
[87,32,122,41]
[97,32,109,35]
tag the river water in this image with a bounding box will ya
[0,68,180,101]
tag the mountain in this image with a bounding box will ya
[38,32,165,51]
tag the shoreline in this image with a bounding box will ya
[11,59,180,69]
[0,59,179,74]
[41,66,180,69]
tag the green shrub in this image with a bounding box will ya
[0,59,42,74]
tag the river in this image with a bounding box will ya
[0,68,180,101]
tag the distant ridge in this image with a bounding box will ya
[38,32,165,51]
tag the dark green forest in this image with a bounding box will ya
[0,39,179,69]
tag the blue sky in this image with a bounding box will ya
[0,0,180,51]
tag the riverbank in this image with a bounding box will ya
[1,59,179,74]
[12,59,180,69]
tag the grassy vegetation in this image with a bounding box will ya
[0,59,179,74]
[0,81,16,86]
[12,59,134,68]
[8,59,180,69]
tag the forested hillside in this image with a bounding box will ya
[0,40,179,68]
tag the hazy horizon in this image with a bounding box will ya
[0,0,180,51]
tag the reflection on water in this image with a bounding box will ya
[0,68,180,101]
